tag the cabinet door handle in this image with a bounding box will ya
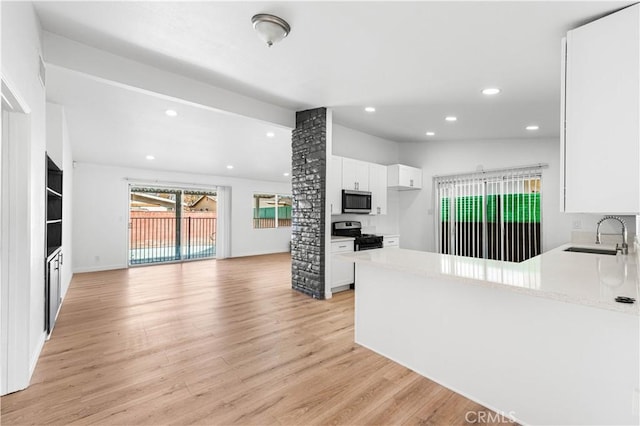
[60,253,63,265]
[377,207,381,214]
[410,179,414,187]
[338,245,347,249]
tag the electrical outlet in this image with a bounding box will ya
[572,220,582,230]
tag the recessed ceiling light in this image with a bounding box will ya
[283,172,290,177]
[145,155,155,160]
[165,109,177,117]
[445,116,457,122]
[364,107,376,113]
[266,131,275,138]
[425,132,435,136]
[526,125,540,131]
[226,165,234,169]
[482,88,501,95]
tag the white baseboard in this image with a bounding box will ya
[73,264,127,273]
[29,331,46,377]
[74,253,289,272]
[230,249,290,258]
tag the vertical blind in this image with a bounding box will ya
[435,165,545,263]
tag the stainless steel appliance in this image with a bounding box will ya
[341,190,372,214]
[332,221,383,251]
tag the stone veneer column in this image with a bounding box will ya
[291,108,327,298]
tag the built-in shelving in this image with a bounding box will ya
[45,154,63,334]
[46,187,62,197]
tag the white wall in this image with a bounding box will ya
[72,162,292,273]
[61,109,73,296]
[1,1,47,386]
[332,124,401,235]
[333,124,400,164]
[397,138,635,253]
[45,103,63,168]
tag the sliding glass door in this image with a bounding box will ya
[129,186,217,265]
[436,166,542,263]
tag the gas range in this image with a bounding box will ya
[332,221,384,251]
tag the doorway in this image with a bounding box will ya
[1,78,33,395]
[128,185,217,265]
[435,165,543,263]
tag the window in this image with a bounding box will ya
[435,166,543,263]
[253,194,292,229]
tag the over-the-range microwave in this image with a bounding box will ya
[342,189,372,214]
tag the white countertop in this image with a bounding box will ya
[341,244,640,315]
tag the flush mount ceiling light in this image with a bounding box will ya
[145,155,155,160]
[266,131,275,138]
[364,107,376,113]
[482,87,501,95]
[283,172,290,177]
[526,125,540,131]
[226,165,234,169]
[252,14,291,47]
[445,116,457,122]
[425,132,435,136]
[165,109,177,117]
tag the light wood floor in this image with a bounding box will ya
[1,253,503,425]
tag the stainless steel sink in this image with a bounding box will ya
[564,247,617,255]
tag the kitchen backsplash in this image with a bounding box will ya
[331,213,399,236]
[571,230,637,248]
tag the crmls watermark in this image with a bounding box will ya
[464,410,517,424]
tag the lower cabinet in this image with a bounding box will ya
[46,250,62,334]
[331,240,354,292]
[383,235,400,248]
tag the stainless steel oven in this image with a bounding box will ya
[332,221,383,250]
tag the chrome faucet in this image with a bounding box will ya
[595,216,628,255]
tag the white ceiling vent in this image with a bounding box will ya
[38,55,46,88]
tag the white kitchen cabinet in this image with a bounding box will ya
[368,163,388,215]
[329,156,343,215]
[387,164,422,190]
[562,4,640,214]
[383,235,400,248]
[46,249,62,334]
[342,157,370,191]
[331,239,354,292]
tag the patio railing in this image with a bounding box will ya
[253,218,292,229]
[129,216,216,265]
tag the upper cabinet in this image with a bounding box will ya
[329,156,343,215]
[329,156,388,215]
[342,157,370,191]
[562,4,640,214]
[387,164,422,190]
[369,163,388,215]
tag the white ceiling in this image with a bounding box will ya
[34,1,633,178]
[46,67,292,181]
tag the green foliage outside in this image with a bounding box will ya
[253,206,292,219]
[441,194,540,223]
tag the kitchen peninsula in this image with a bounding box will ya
[345,245,640,425]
